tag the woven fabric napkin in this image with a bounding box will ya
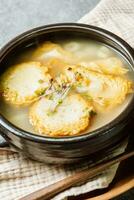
[0,0,134,199]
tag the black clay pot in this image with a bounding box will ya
[0,23,134,164]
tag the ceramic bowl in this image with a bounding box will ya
[0,23,134,164]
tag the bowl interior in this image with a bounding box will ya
[0,24,134,142]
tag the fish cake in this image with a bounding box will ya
[0,62,51,106]
[29,94,95,136]
[65,66,133,109]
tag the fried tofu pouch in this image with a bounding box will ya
[0,62,51,106]
[65,66,133,109]
[32,41,75,64]
[29,94,95,136]
[79,57,128,76]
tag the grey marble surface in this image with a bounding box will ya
[0,0,133,199]
[0,0,100,47]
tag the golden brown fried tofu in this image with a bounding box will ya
[29,94,95,136]
[0,62,51,106]
[79,57,128,76]
[45,58,69,76]
[32,41,75,64]
[65,66,133,109]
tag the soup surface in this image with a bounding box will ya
[0,38,133,136]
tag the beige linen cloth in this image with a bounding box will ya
[0,0,134,199]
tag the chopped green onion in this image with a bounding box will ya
[38,79,44,84]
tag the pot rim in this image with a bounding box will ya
[0,23,134,144]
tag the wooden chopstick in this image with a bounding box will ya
[87,175,134,200]
[19,150,134,200]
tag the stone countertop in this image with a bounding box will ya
[0,0,133,199]
[0,0,99,47]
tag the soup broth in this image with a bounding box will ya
[0,38,133,136]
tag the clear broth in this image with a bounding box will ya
[0,38,132,135]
